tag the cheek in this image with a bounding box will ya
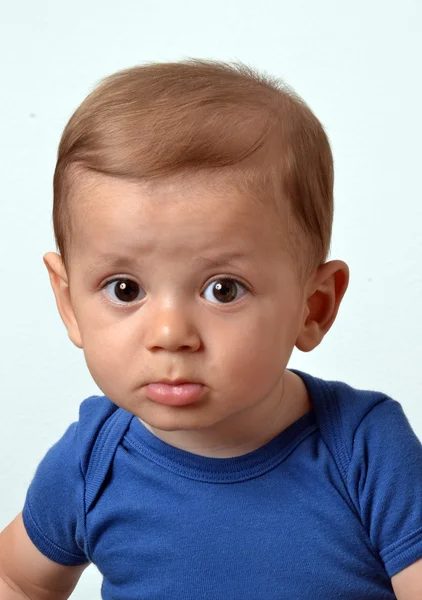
[214,307,296,383]
[78,318,136,392]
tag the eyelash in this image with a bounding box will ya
[99,275,251,307]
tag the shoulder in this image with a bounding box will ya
[77,396,118,457]
[293,369,419,474]
[27,395,122,486]
[22,395,131,564]
[296,371,422,577]
[294,369,394,444]
[320,378,417,456]
[78,394,118,431]
[75,395,135,476]
[300,369,421,474]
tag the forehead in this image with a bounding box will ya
[68,170,289,265]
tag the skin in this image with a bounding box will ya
[43,170,349,457]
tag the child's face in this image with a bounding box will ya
[53,171,312,443]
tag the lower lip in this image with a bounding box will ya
[145,383,205,406]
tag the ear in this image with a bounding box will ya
[43,252,83,349]
[295,260,349,352]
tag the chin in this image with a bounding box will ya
[139,405,220,433]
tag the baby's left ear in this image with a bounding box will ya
[295,260,349,352]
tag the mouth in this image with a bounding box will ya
[145,381,205,406]
[155,378,198,385]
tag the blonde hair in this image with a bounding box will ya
[53,59,334,282]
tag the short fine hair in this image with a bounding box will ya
[53,59,334,282]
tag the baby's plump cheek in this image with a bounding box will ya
[216,321,290,391]
[81,328,137,399]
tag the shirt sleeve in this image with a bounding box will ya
[347,397,422,577]
[22,420,89,566]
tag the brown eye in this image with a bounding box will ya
[104,279,145,304]
[203,278,247,304]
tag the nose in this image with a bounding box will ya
[144,305,201,353]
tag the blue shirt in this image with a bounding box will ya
[23,370,422,599]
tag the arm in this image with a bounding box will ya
[391,558,422,600]
[0,513,89,600]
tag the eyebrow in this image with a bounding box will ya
[85,251,250,274]
[190,252,250,270]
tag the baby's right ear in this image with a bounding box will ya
[43,252,83,349]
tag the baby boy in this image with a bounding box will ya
[0,59,421,599]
